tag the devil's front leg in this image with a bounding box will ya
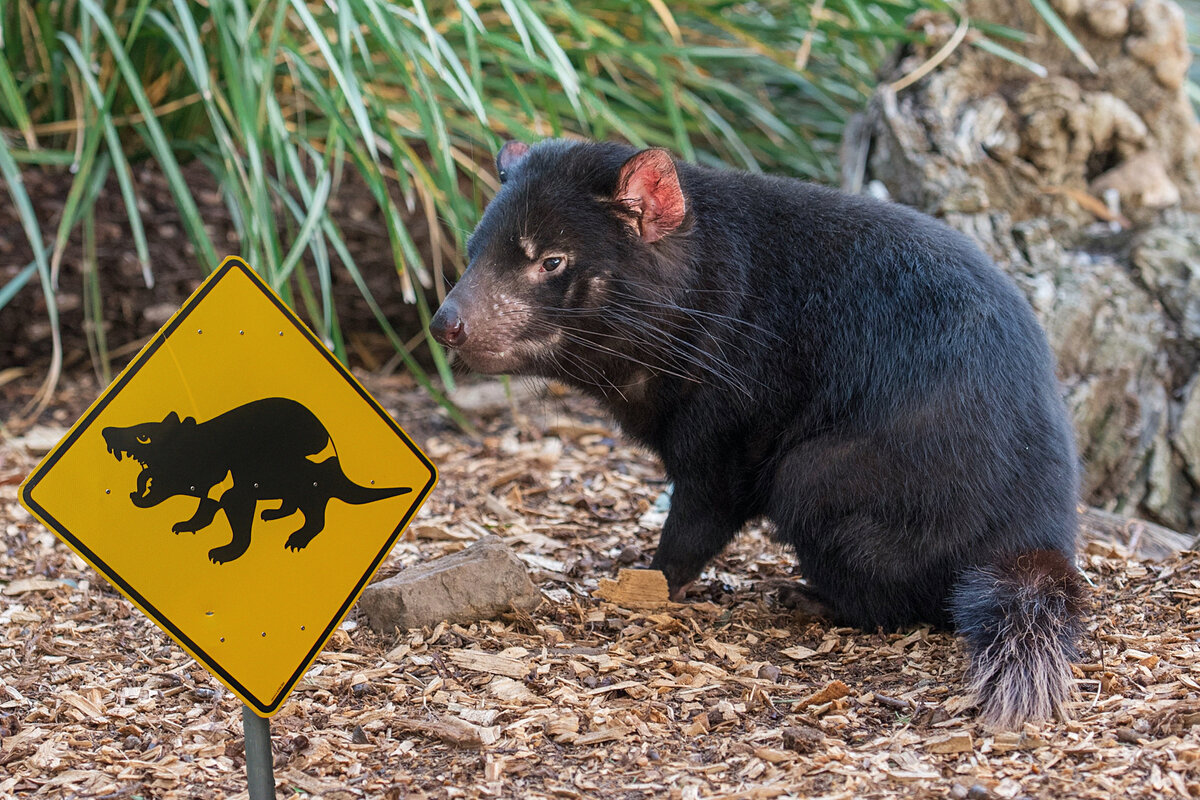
[173,496,220,534]
[208,488,255,564]
[648,479,746,601]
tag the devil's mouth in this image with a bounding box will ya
[459,347,528,375]
[458,332,560,375]
[106,443,155,504]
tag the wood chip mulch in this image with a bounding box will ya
[2,376,1200,799]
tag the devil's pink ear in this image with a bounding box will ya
[163,411,180,424]
[496,141,531,182]
[614,149,686,243]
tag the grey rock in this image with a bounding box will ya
[358,536,540,634]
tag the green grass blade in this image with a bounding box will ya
[971,37,1049,78]
[57,33,153,287]
[78,0,219,271]
[0,127,61,411]
[0,51,36,148]
[274,170,333,288]
[0,262,38,312]
[288,0,379,162]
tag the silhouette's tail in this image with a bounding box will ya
[951,550,1086,729]
[322,458,412,504]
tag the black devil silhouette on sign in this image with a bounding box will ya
[103,398,412,564]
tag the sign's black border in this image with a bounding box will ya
[19,256,438,716]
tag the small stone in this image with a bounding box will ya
[616,545,641,565]
[781,724,824,754]
[351,725,369,745]
[967,785,994,800]
[950,785,969,800]
[757,664,782,682]
[1116,726,1146,744]
[358,536,540,633]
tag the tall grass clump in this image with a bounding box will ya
[0,0,1056,418]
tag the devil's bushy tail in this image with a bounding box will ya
[951,550,1086,729]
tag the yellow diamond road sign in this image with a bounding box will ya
[19,256,437,716]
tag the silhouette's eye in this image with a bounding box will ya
[137,435,150,444]
[541,256,563,273]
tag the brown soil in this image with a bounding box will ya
[2,377,1199,799]
[0,163,440,388]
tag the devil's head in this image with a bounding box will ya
[429,140,692,380]
[103,411,199,507]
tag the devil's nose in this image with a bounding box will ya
[430,301,467,347]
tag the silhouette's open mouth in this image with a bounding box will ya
[135,470,152,500]
[105,442,147,468]
[105,442,155,503]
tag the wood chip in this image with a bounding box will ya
[447,648,529,679]
[928,732,973,754]
[592,568,672,609]
[2,577,62,595]
[794,680,850,709]
[574,725,631,746]
[779,645,817,661]
[393,716,500,749]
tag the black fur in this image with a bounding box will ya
[951,550,1086,727]
[431,140,1083,727]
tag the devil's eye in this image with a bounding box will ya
[137,435,150,444]
[541,256,563,272]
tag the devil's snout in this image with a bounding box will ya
[430,299,467,347]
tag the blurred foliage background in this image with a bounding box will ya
[0,0,1180,413]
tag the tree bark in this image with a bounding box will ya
[849,0,1200,532]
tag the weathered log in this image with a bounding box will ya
[1079,504,1195,560]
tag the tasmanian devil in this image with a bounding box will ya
[429,139,1084,729]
